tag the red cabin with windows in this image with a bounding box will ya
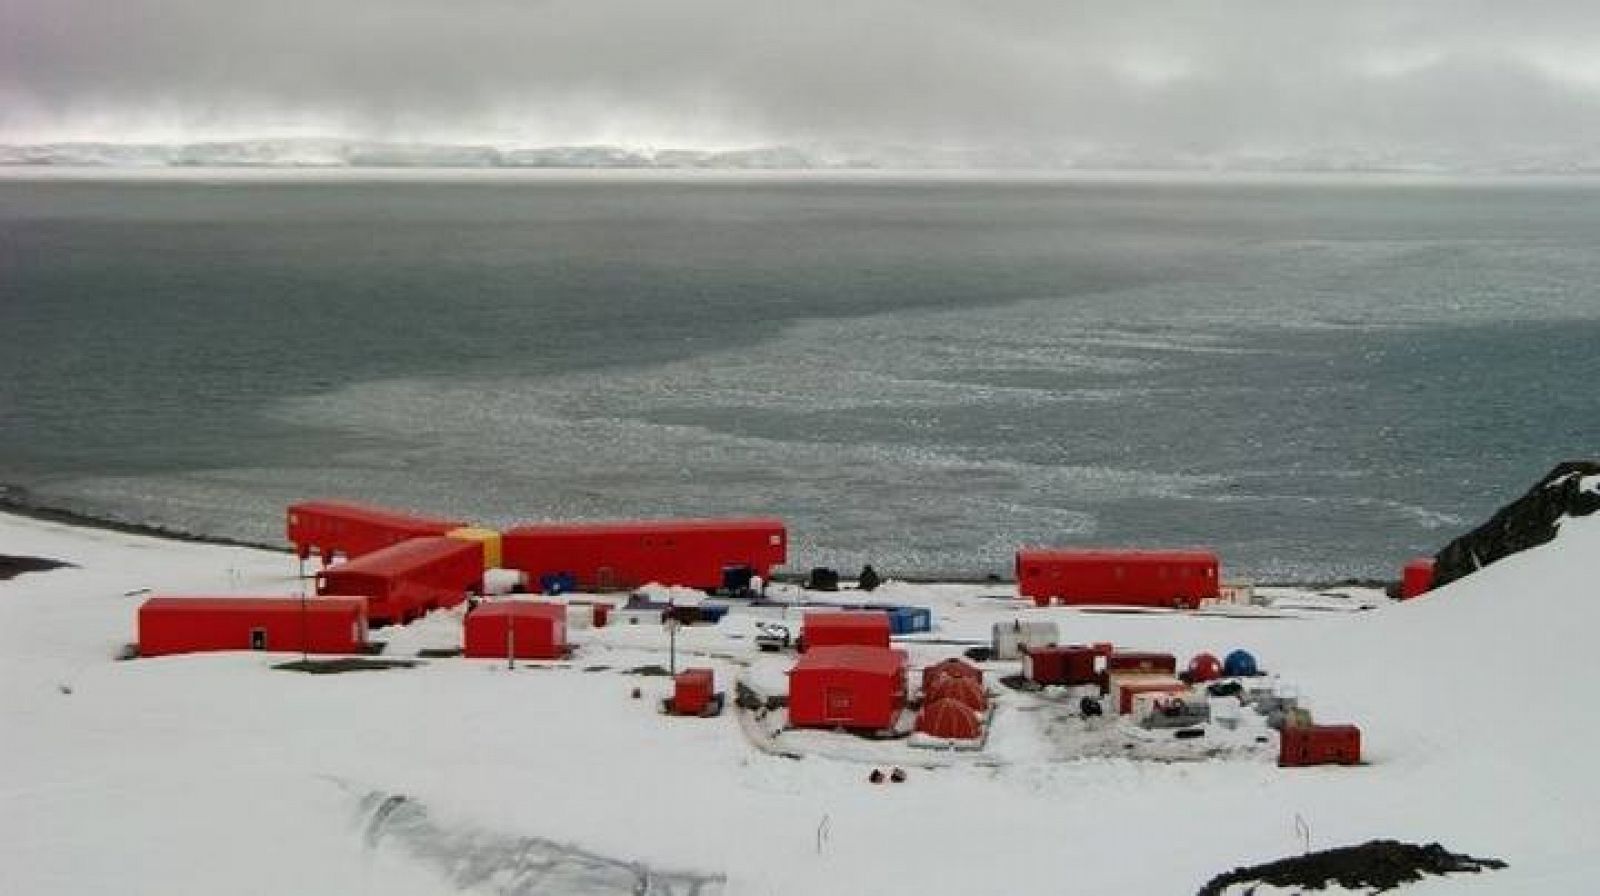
[138,596,367,657]
[500,517,787,592]
[315,536,485,626]
[463,601,567,660]
[1401,558,1436,600]
[1015,549,1220,609]
[787,645,908,731]
[287,500,465,564]
[802,611,891,652]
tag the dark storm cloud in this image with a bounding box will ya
[4,0,1600,162]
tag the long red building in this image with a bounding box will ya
[138,596,367,657]
[315,536,485,625]
[287,500,466,564]
[500,517,786,591]
[1016,548,1220,609]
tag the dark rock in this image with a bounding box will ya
[1197,839,1506,896]
[1434,461,1600,588]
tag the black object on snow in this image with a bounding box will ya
[1207,680,1245,698]
[807,567,840,591]
[1080,697,1104,717]
[1433,461,1600,589]
[1196,840,1506,896]
[857,565,882,592]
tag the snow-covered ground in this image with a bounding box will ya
[3,510,1597,894]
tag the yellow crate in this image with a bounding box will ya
[447,527,502,570]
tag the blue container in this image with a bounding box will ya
[698,604,731,624]
[1223,649,1259,677]
[540,572,577,596]
[884,606,932,635]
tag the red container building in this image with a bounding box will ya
[501,517,787,592]
[463,601,567,660]
[287,500,466,564]
[672,667,715,716]
[1106,652,1178,675]
[1023,645,1101,686]
[802,611,891,651]
[316,536,485,626]
[788,645,908,731]
[1279,724,1363,767]
[1401,558,1436,600]
[138,596,367,657]
[1016,549,1220,609]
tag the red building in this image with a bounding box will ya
[1279,724,1362,767]
[927,674,987,712]
[316,536,485,626]
[1106,652,1178,675]
[138,596,367,657]
[287,500,465,564]
[1016,549,1220,609]
[788,645,908,731]
[500,517,786,591]
[1023,645,1101,687]
[802,611,891,651]
[463,601,567,660]
[672,668,716,716]
[1401,558,1436,600]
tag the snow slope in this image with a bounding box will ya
[2,510,1596,894]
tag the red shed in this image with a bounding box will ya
[1016,548,1220,609]
[917,698,982,740]
[286,500,465,564]
[788,645,908,731]
[921,657,983,693]
[1106,652,1178,675]
[1279,724,1362,767]
[802,611,891,651]
[1401,558,1436,600]
[463,601,567,660]
[1023,645,1101,686]
[316,536,485,626]
[672,667,715,716]
[138,596,367,657]
[500,517,787,591]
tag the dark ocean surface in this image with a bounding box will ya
[3,171,1597,580]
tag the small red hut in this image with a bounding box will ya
[916,698,982,740]
[1401,558,1436,600]
[463,601,567,660]
[801,611,891,651]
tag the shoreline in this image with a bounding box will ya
[0,491,1394,591]
[0,487,287,555]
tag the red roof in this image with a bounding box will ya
[803,611,891,631]
[504,517,784,537]
[1018,548,1218,564]
[791,645,907,675]
[140,596,365,616]
[289,500,465,530]
[470,601,565,620]
[326,536,478,573]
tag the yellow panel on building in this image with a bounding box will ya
[447,527,502,570]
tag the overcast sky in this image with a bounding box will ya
[5,1,1600,163]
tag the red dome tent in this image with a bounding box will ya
[917,698,982,740]
[927,674,987,712]
[921,657,982,693]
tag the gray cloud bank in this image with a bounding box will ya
[6,1,1600,170]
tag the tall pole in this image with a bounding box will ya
[299,566,309,663]
[507,616,515,671]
